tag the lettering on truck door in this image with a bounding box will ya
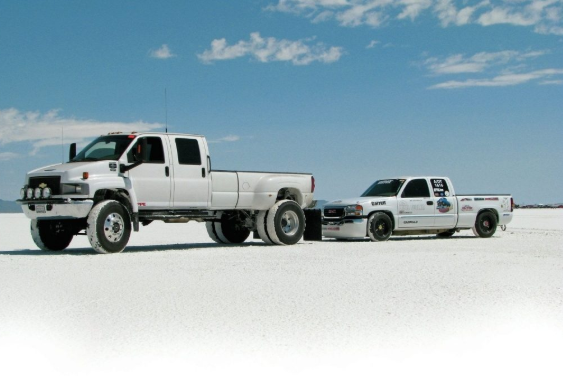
[431,178,457,227]
[127,136,172,209]
[397,178,435,228]
[170,136,210,208]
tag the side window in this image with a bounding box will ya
[127,137,165,164]
[430,178,451,197]
[401,179,431,198]
[175,138,202,165]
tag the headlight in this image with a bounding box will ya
[20,188,27,199]
[34,187,42,199]
[43,187,52,198]
[62,184,85,195]
[27,188,34,199]
[345,205,363,217]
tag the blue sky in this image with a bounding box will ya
[1,0,562,204]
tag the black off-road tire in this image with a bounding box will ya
[31,219,74,251]
[265,200,305,245]
[87,200,131,253]
[437,229,456,238]
[367,212,393,242]
[472,211,497,238]
[206,211,251,244]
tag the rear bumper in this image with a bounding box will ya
[322,218,367,239]
[19,199,94,220]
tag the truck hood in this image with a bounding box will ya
[27,161,120,182]
[325,196,390,207]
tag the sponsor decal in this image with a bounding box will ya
[404,220,418,224]
[109,162,117,172]
[333,200,342,204]
[377,180,393,184]
[437,197,452,213]
[460,198,472,202]
[327,226,340,231]
[445,191,450,197]
[461,205,473,212]
[485,197,499,201]
[371,201,386,206]
[503,214,511,217]
[474,198,485,201]
[138,203,146,207]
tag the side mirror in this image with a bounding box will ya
[133,138,148,162]
[69,143,77,161]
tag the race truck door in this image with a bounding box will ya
[126,135,172,209]
[168,135,210,209]
[397,178,435,228]
[430,178,457,227]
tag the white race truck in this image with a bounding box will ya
[18,132,318,253]
[322,177,513,241]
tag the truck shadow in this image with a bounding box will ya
[0,241,270,256]
[323,235,477,242]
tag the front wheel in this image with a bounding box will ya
[31,219,74,251]
[367,212,392,242]
[265,200,305,245]
[472,211,497,238]
[87,200,131,253]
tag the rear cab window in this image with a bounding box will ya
[430,178,451,197]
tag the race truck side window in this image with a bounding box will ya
[401,179,431,198]
[127,137,165,164]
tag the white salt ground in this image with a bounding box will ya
[0,209,562,377]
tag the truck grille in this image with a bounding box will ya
[324,207,344,219]
[29,176,61,195]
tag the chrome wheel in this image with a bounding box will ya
[280,210,300,237]
[103,212,125,243]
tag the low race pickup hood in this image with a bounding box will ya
[326,197,386,207]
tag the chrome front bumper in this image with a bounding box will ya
[20,199,94,220]
[322,218,368,239]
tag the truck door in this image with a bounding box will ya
[430,178,457,227]
[169,135,210,208]
[397,178,435,228]
[126,136,172,209]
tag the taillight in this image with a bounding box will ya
[311,176,315,193]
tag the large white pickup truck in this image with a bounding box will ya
[18,132,317,253]
[322,177,513,241]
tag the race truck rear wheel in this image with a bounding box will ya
[265,200,305,245]
[472,211,497,238]
[31,219,74,251]
[87,200,131,253]
[367,212,393,242]
[257,210,275,245]
[206,211,251,244]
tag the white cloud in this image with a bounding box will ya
[0,152,19,161]
[429,68,563,88]
[366,40,380,48]
[208,135,241,143]
[266,0,563,35]
[0,108,162,154]
[424,50,547,75]
[149,44,176,59]
[197,32,343,65]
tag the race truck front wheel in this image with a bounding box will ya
[87,200,131,253]
[472,211,497,238]
[31,219,74,251]
[367,212,393,242]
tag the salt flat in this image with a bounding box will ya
[0,209,562,376]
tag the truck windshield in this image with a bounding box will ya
[71,135,134,162]
[361,179,405,197]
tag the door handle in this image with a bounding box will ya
[427,201,433,205]
[165,166,169,177]
[201,167,206,178]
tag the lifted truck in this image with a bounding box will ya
[19,132,317,253]
[322,177,513,241]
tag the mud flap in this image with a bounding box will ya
[304,209,322,241]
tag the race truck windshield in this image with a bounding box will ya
[361,179,405,197]
[71,135,134,162]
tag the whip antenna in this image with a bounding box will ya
[165,88,168,133]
